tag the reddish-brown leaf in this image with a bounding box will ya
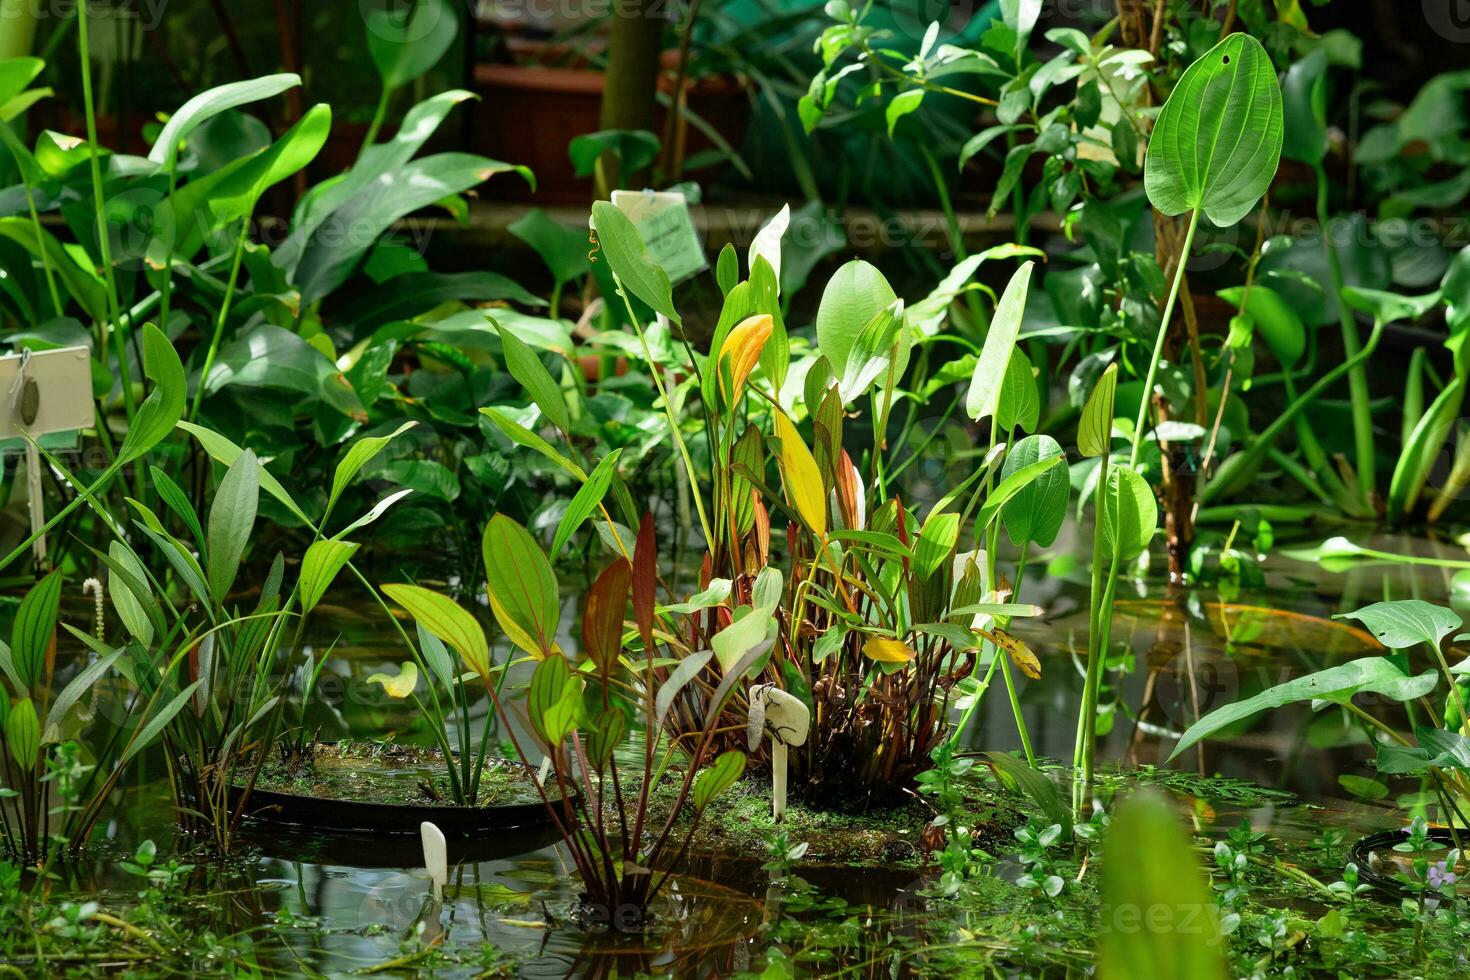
[632,513,657,651]
[585,558,632,674]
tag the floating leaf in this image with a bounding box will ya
[367,661,419,699]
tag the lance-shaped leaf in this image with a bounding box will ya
[327,421,417,521]
[1144,33,1283,227]
[632,513,657,651]
[590,200,680,324]
[299,539,360,614]
[483,514,560,658]
[206,450,260,602]
[149,74,301,170]
[382,584,491,681]
[863,637,916,664]
[10,569,61,690]
[6,697,39,770]
[716,313,773,404]
[497,322,570,434]
[583,559,631,676]
[1077,362,1116,457]
[967,261,1034,423]
[550,450,621,559]
[692,750,747,811]
[1099,791,1226,980]
[119,324,186,466]
[774,413,826,536]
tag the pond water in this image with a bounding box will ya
[12,524,1470,977]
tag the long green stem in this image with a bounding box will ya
[1202,317,1387,504]
[76,2,135,423]
[188,220,250,422]
[1317,162,1374,502]
[1129,210,1200,468]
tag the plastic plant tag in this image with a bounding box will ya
[611,188,707,284]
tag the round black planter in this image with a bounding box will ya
[1349,827,1463,901]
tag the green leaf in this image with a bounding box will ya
[1337,774,1389,800]
[118,324,186,466]
[107,541,156,646]
[483,515,560,659]
[692,750,747,811]
[590,200,680,325]
[1217,284,1305,368]
[1101,466,1157,562]
[568,129,660,177]
[327,421,418,521]
[1169,657,1440,761]
[149,74,301,171]
[1281,47,1328,166]
[299,539,360,614]
[10,570,61,690]
[655,651,713,732]
[586,707,628,772]
[1078,364,1117,458]
[497,322,570,434]
[46,649,122,735]
[966,262,1034,422]
[1000,435,1069,548]
[1335,600,1461,651]
[1143,33,1283,227]
[177,422,311,525]
[5,697,39,771]
[294,153,529,304]
[204,325,366,422]
[0,217,108,322]
[1099,791,1226,980]
[981,751,1071,840]
[528,655,573,744]
[551,450,622,559]
[508,209,589,287]
[976,452,1064,533]
[885,89,925,136]
[815,259,899,398]
[996,347,1039,433]
[121,681,205,764]
[382,583,492,682]
[711,607,778,676]
[206,450,260,602]
[366,0,457,92]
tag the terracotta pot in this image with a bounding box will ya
[471,46,750,204]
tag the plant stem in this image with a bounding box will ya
[1129,209,1199,468]
[188,220,250,423]
[1316,161,1374,503]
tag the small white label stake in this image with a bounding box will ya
[420,821,447,900]
[747,685,811,822]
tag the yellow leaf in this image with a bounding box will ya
[366,661,419,698]
[990,628,1040,679]
[718,313,772,403]
[863,638,915,663]
[774,412,826,536]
